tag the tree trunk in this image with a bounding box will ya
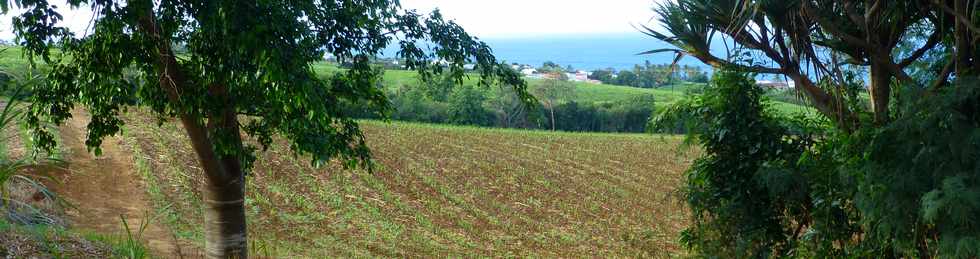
[787,73,857,130]
[869,62,892,124]
[136,7,250,258]
[954,0,973,76]
[201,168,248,258]
[201,95,250,258]
[177,113,249,258]
[549,105,556,131]
[168,83,249,259]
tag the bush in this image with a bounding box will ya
[343,78,657,132]
[389,86,450,124]
[655,70,808,257]
[656,69,980,258]
[850,83,980,257]
[546,94,655,133]
[447,85,494,126]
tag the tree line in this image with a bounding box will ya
[343,75,657,133]
[589,61,709,88]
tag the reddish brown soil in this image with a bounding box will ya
[45,110,200,258]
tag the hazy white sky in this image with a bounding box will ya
[0,0,662,40]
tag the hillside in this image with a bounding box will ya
[316,62,694,104]
[314,62,813,115]
[1,46,811,116]
[374,67,693,104]
[121,110,696,257]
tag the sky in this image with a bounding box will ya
[399,0,661,38]
[0,0,663,40]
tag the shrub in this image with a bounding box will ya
[656,68,980,258]
[447,85,494,126]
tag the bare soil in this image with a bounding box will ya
[41,110,200,258]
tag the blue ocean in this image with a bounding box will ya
[480,33,712,71]
[382,33,716,72]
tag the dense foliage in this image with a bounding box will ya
[590,62,709,88]
[537,61,568,74]
[854,83,980,257]
[356,82,657,133]
[658,70,980,257]
[656,70,813,257]
[648,0,980,257]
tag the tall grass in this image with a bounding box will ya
[116,215,150,259]
[0,72,56,225]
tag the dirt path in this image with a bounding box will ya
[47,110,197,258]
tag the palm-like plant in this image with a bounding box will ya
[647,0,980,258]
[643,0,951,127]
[0,71,64,226]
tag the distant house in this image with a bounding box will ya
[463,64,476,70]
[520,68,537,76]
[431,59,450,66]
[539,73,564,80]
[567,70,590,82]
[757,80,795,90]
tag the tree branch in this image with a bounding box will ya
[804,1,920,87]
[841,0,869,30]
[932,0,980,37]
[898,28,943,68]
[683,49,783,74]
[930,55,955,91]
[134,3,235,185]
[803,1,871,49]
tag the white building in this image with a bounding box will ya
[520,68,537,76]
[756,80,795,90]
[567,71,590,82]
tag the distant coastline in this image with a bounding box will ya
[382,33,715,72]
[481,33,712,71]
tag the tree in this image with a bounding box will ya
[6,0,530,257]
[447,84,493,126]
[658,70,798,257]
[490,85,532,128]
[388,86,451,124]
[533,74,575,131]
[615,70,638,87]
[681,65,709,83]
[539,61,564,73]
[648,0,980,257]
[608,94,656,132]
[552,101,599,131]
[588,68,615,83]
[643,0,972,128]
[419,73,457,102]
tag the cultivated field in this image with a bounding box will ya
[121,112,696,257]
